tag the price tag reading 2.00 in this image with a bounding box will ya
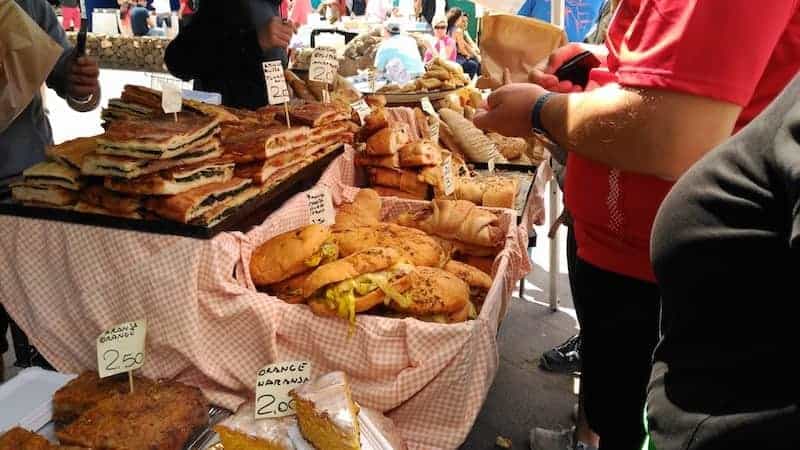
[263,61,290,105]
[255,361,312,419]
[309,47,338,85]
[96,320,147,378]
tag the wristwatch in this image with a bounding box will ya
[530,92,556,140]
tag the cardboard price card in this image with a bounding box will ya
[255,361,312,419]
[263,61,290,105]
[428,116,440,143]
[352,99,371,125]
[96,320,147,378]
[307,188,335,226]
[161,81,182,114]
[309,47,338,85]
[420,96,438,117]
[442,154,455,195]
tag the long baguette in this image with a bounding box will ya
[439,109,506,163]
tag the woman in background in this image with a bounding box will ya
[424,15,456,62]
[446,7,480,78]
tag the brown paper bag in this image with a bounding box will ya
[0,0,64,133]
[476,13,567,90]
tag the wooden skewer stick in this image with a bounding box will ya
[284,102,291,128]
[128,371,134,394]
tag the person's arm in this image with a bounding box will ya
[453,28,472,58]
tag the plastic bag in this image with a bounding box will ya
[0,1,63,134]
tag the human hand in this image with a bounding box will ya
[528,43,598,93]
[258,17,297,50]
[472,83,548,137]
[67,56,100,100]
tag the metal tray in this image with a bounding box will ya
[472,165,537,223]
[0,147,343,239]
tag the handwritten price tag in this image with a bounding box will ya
[255,361,312,419]
[307,188,335,226]
[263,61,290,105]
[309,47,338,85]
[428,116,440,143]
[161,82,182,114]
[442,154,455,196]
[352,99,371,125]
[97,320,146,378]
[420,96,438,117]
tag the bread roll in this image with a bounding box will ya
[398,142,443,167]
[365,127,409,156]
[395,199,504,247]
[334,189,382,229]
[250,225,336,286]
[367,167,429,197]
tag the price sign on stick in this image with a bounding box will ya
[428,117,440,143]
[309,47,338,85]
[161,81,182,122]
[442,154,455,196]
[255,361,312,419]
[97,320,146,392]
[263,61,291,105]
[352,99,372,125]
[307,188,335,226]
[420,96,438,118]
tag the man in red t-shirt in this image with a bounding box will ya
[475,1,800,448]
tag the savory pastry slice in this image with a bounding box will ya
[333,189,382,230]
[444,260,493,310]
[21,161,82,190]
[398,141,442,167]
[365,127,409,156]
[310,121,359,144]
[56,380,209,450]
[302,247,414,323]
[144,177,253,223]
[104,157,235,195]
[333,223,447,268]
[394,199,504,248]
[366,167,429,198]
[290,371,360,450]
[214,402,313,450]
[74,201,142,220]
[385,267,470,323]
[457,255,495,275]
[45,135,100,170]
[96,112,220,160]
[250,224,339,286]
[52,371,155,426]
[101,99,156,123]
[11,184,78,207]
[265,272,312,304]
[355,153,400,169]
[371,186,427,201]
[194,185,260,227]
[81,139,222,178]
[221,124,310,162]
[233,146,310,184]
[0,426,83,450]
[288,102,351,127]
[76,185,143,219]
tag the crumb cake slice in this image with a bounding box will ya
[52,371,155,427]
[0,427,83,450]
[214,403,313,450]
[290,371,360,450]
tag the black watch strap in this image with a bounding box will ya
[531,92,556,138]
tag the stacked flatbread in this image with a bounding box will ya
[226,101,357,189]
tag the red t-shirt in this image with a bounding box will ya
[565,0,800,282]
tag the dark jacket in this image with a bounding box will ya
[164,0,286,109]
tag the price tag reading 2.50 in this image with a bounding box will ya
[255,361,312,419]
[96,320,147,378]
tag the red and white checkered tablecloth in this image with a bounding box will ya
[0,148,532,450]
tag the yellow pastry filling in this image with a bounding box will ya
[304,241,339,268]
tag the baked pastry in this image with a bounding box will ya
[286,70,317,102]
[487,132,526,161]
[198,185,261,227]
[97,112,221,160]
[74,201,142,220]
[394,199,504,248]
[333,223,447,268]
[302,247,413,322]
[398,142,442,168]
[45,135,99,170]
[0,427,83,450]
[457,255,495,275]
[334,189,382,229]
[251,224,339,286]
[104,157,235,195]
[444,260,493,310]
[21,161,82,190]
[265,272,312,304]
[56,380,209,450]
[144,177,253,224]
[289,102,350,127]
[79,185,142,216]
[445,175,519,209]
[11,184,78,207]
[221,124,310,163]
[366,167,428,197]
[214,402,312,450]
[365,127,409,156]
[371,186,427,200]
[290,371,360,450]
[384,267,469,322]
[52,371,155,426]
[81,140,222,178]
[355,153,400,169]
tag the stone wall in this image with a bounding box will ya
[66,32,169,73]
